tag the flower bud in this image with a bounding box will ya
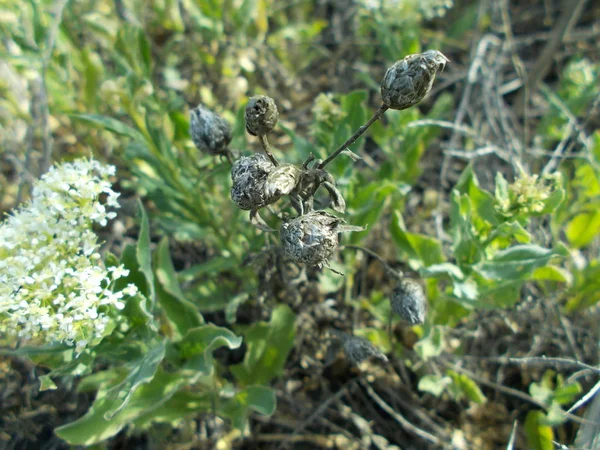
[190,105,232,155]
[264,164,302,199]
[381,50,449,110]
[245,95,279,136]
[331,330,388,365]
[391,278,427,325]
[230,154,275,210]
[280,211,363,267]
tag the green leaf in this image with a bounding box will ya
[136,201,155,308]
[102,340,166,420]
[155,238,204,338]
[566,211,600,248]
[231,305,296,386]
[220,385,276,431]
[447,370,486,404]
[55,369,191,445]
[475,244,569,280]
[450,191,483,267]
[133,391,212,428]
[524,410,554,450]
[418,375,451,397]
[414,326,444,361]
[70,114,146,143]
[390,210,445,269]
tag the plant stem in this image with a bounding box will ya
[318,104,389,169]
[259,134,279,166]
[341,244,403,279]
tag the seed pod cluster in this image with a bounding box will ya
[381,50,449,110]
[391,278,427,325]
[331,330,388,365]
[189,105,232,155]
[245,95,279,136]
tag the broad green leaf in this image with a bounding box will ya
[566,211,600,248]
[70,114,146,143]
[475,244,569,280]
[447,370,486,404]
[455,165,499,226]
[418,375,451,397]
[450,191,483,267]
[55,369,190,445]
[103,340,166,419]
[524,411,554,450]
[220,385,276,431]
[231,305,296,386]
[155,238,203,338]
[133,391,212,429]
[390,210,445,269]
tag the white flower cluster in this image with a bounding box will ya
[0,159,138,353]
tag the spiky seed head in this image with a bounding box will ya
[381,50,449,110]
[189,105,232,154]
[391,278,427,325]
[230,154,275,210]
[280,210,347,267]
[264,164,302,199]
[331,330,388,365]
[245,95,279,136]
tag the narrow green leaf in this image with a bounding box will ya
[566,211,600,248]
[524,411,554,450]
[136,201,155,307]
[70,114,146,143]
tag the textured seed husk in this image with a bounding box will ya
[245,95,279,136]
[230,154,276,210]
[280,211,340,267]
[189,105,232,154]
[331,330,388,365]
[381,50,449,110]
[391,278,427,325]
[264,164,302,199]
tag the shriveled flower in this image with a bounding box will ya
[230,153,276,210]
[264,164,302,199]
[391,278,427,325]
[280,211,363,267]
[331,330,388,365]
[245,95,279,136]
[0,159,137,353]
[381,50,449,110]
[189,104,232,155]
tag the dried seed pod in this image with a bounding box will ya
[280,211,363,267]
[189,105,232,154]
[391,278,427,325]
[264,164,302,199]
[245,95,279,136]
[331,330,388,365]
[381,50,449,110]
[230,154,275,210]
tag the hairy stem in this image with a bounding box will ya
[259,134,279,166]
[318,104,389,169]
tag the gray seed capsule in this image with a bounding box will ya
[331,330,388,365]
[189,105,232,154]
[381,50,449,110]
[245,95,279,136]
[264,164,302,199]
[230,154,275,210]
[391,278,427,325]
[280,211,343,267]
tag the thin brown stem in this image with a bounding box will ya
[259,134,279,166]
[318,104,389,169]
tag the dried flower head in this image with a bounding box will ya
[230,154,276,210]
[391,278,427,325]
[264,164,302,199]
[0,159,138,353]
[245,95,279,136]
[381,50,449,110]
[280,211,363,267]
[331,330,388,365]
[190,105,232,155]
